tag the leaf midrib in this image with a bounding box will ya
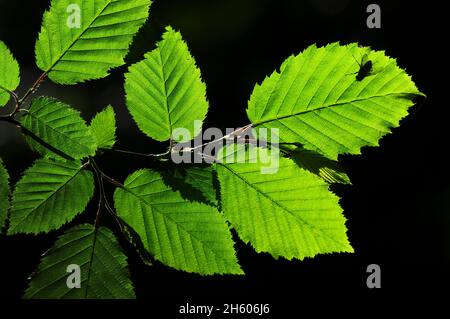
[157,48,173,139]
[84,227,98,298]
[251,92,419,127]
[44,0,114,73]
[0,84,12,93]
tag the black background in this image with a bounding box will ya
[0,0,448,314]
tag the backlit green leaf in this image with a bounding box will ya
[20,97,97,160]
[215,144,353,260]
[124,26,209,142]
[0,40,20,107]
[9,159,94,234]
[35,0,152,84]
[89,105,116,149]
[247,43,423,160]
[24,224,135,299]
[114,169,242,275]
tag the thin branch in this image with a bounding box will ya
[169,138,174,153]
[104,195,117,218]
[90,158,125,189]
[99,125,253,162]
[0,90,19,118]
[83,158,108,298]
[90,159,104,229]
[195,151,216,162]
[104,148,169,159]
[10,90,20,110]
[180,124,253,153]
[0,85,19,108]
[0,72,79,160]
[19,72,47,106]
[88,158,154,266]
[0,72,46,122]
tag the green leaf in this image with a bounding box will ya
[247,43,424,160]
[124,26,209,142]
[215,144,353,260]
[20,97,97,160]
[0,159,10,230]
[8,159,94,234]
[35,0,152,84]
[0,40,20,107]
[24,224,135,299]
[114,169,242,275]
[89,105,116,149]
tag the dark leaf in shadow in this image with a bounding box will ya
[287,145,351,185]
[160,163,218,206]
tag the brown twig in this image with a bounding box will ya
[19,72,47,107]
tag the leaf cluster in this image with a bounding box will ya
[0,0,423,298]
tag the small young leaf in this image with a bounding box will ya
[247,43,424,160]
[89,105,116,149]
[124,26,209,142]
[215,144,353,260]
[24,224,135,299]
[35,0,152,84]
[114,169,242,275]
[0,159,10,230]
[0,40,20,107]
[8,159,94,234]
[20,97,97,160]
